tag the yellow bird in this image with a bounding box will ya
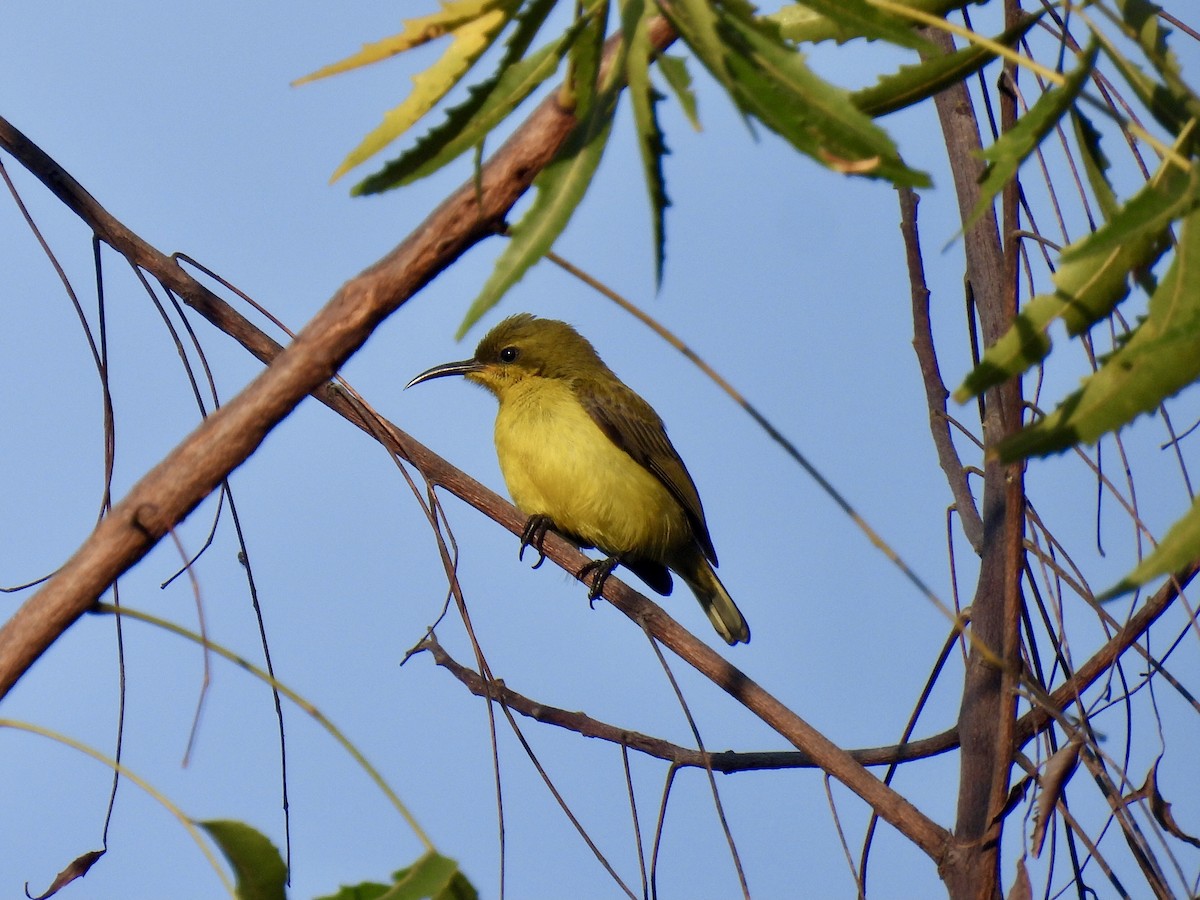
[407,313,749,645]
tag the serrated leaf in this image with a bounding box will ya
[673,3,928,186]
[852,13,1041,118]
[954,159,1200,402]
[199,820,287,900]
[656,55,700,130]
[995,196,1200,462]
[565,1,609,122]
[457,110,615,337]
[764,0,936,51]
[330,2,518,181]
[622,0,670,284]
[769,0,969,44]
[964,42,1097,231]
[1070,109,1119,222]
[296,0,510,84]
[1091,23,1196,139]
[355,12,583,193]
[1102,491,1200,599]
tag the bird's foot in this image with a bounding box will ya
[518,515,556,570]
[579,555,622,607]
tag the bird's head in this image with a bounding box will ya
[406,313,610,400]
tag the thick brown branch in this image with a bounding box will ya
[0,17,679,702]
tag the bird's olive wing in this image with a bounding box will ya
[575,378,719,564]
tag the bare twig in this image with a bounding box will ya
[899,187,984,552]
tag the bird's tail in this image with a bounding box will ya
[680,558,750,646]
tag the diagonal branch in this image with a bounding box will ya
[421,633,961,771]
[0,17,676,702]
[0,21,953,866]
[899,186,985,552]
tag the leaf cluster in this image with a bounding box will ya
[297,0,1027,334]
[952,3,1200,597]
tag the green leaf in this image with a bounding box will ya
[622,0,670,284]
[1070,109,1119,222]
[355,10,584,193]
[768,0,970,44]
[316,853,477,900]
[199,820,287,900]
[330,0,520,181]
[656,55,701,130]
[996,197,1200,461]
[953,157,1200,403]
[456,109,615,337]
[1091,20,1197,139]
[765,0,936,51]
[964,42,1097,231]
[1099,494,1200,600]
[664,0,928,186]
[852,13,1041,118]
[1101,493,1200,600]
[564,1,609,122]
[380,852,477,900]
[1050,163,1198,334]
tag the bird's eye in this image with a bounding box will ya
[499,346,519,363]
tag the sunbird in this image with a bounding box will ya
[406,313,749,645]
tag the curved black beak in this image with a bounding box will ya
[405,358,484,389]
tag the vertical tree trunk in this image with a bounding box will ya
[927,11,1026,896]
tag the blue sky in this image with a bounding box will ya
[3,2,1200,898]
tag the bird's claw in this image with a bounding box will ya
[519,515,554,569]
[579,556,621,607]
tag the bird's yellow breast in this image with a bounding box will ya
[492,377,687,560]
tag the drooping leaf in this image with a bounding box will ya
[656,54,701,131]
[1091,21,1197,139]
[456,109,615,337]
[954,159,1200,402]
[563,0,609,123]
[724,12,929,184]
[355,9,586,193]
[1110,0,1200,128]
[664,0,928,186]
[622,0,671,284]
[1141,758,1200,848]
[328,0,520,181]
[995,196,1200,461]
[964,42,1098,231]
[852,13,1042,118]
[25,850,105,899]
[1070,108,1119,222]
[1032,738,1082,857]
[1102,493,1200,600]
[199,820,287,900]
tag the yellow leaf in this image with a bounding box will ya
[328,5,514,181]
[294,0,508,85]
